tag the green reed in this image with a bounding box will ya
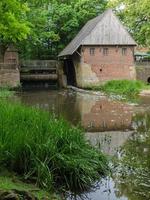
[0,100,108,192]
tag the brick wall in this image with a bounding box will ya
[0,67,20,88]
[82,46,136,82]
[72,46,136,88]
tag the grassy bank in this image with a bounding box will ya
[0,87,14,97]
[0,173,59,199]
[87,80,148,99]
[0,100,108,193]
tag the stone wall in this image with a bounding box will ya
[57,61,67,88]
[136,63,150,83]
[0,46,20,88]
[4,46,19,65]
[0,68,20,87]
[73,46,136,88]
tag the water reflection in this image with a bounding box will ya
[68,177,128,200]
[15,90,134,132]
[80,112,150,200]
[14,90,150,200]
[113,112,150,200]
[15,90,81,125]
[86,131,133,155]
[77,97,133,132]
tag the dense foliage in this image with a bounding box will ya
[0,0,31,54]
[0,0,149,59]
[0,0,107,59]
[109,0,150,47]
[20,0,107,59]
[0,101,108,191]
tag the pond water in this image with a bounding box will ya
[15,90,150,200]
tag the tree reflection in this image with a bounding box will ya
[114,112,150,200]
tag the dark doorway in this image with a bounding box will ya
[147,77,150,84]
[64,59,76,86]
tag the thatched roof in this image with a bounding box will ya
[59,9,136,57]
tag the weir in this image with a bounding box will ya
[1,57,150,88]
[20,60,59,88]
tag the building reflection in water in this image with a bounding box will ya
[76,95,134,132]
[15,90,135,155]
[16,90,134,132]
[16,90,148,200]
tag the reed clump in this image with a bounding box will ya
[0,100,108,191]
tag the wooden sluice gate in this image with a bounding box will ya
[20,60,58,81]
[20,60,59,88]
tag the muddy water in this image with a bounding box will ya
[15,90,150,200]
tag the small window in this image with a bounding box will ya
[90,48,95,56]
[103,48,108,56]
[122,48,127,55]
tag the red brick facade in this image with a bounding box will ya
[81,45,135,82]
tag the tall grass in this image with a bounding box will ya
[87,80,145,97]
[0,101,108,191]
[0,87,14,97]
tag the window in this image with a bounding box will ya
[122,48,127,55]
[103,48,108,56]
[90,48,95,56]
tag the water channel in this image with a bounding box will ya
[14,89,150,200]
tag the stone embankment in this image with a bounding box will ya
[0,66,20,88]
[139,90,150,96]
[0,190,39,200]
[67,85,105,96]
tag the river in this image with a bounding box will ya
[14,89,150,200]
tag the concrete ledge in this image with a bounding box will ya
[20,74,58,81]
[139,90,150,96]
[67,85,105,96]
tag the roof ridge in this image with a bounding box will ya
[59,9,136,57]
[59,11,106,57]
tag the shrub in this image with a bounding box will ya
[0,101,108,191]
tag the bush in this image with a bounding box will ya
[0,101,108,191]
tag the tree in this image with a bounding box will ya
[0,0,31,55]
[19,0,107,59]
[108,0,150,47]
